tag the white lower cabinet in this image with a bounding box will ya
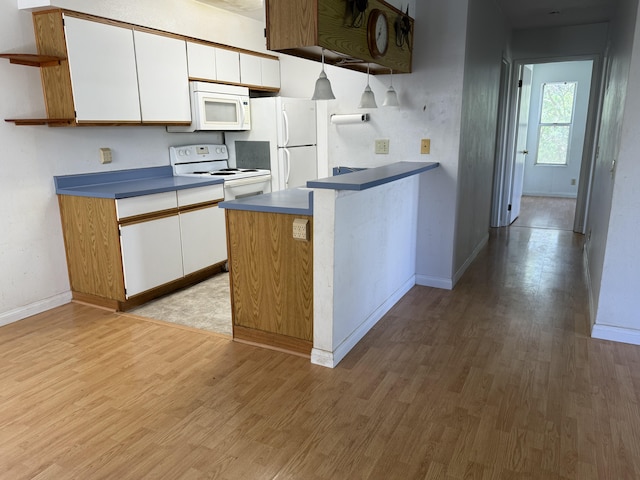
[180,204,227,275]
[117,184,225,298]
[120,215,184,297]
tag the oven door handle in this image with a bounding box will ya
[283,148,291,188]
[224,175,272,188]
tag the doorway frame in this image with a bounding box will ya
[491,53,605,232]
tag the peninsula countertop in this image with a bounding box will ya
[219,161,440,215]
[308,161,440,191]
[54,166,224,199]
[219,187,313,215]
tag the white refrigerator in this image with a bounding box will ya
[225,97,317,191]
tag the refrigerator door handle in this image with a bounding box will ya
[283,148,291,188]
[282,110,290,146]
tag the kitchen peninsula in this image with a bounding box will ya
[221,161,440,367]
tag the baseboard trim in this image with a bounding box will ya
[452,233,489,287]
[592,324,640,346]
[583,247,596,330]
[311,275,415,368]
[0,291,72,327]
[415,275,453,290]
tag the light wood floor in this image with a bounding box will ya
[512,195,577,231]
[2,227,640,479]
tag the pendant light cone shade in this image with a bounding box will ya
[383,70,400,107]
[358,65,378,108]
[383,86,399,106]
[311,50,335,100]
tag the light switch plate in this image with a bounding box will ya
[375,139,389,154]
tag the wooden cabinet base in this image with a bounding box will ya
[233,325,312,357]
[72,263,225,312]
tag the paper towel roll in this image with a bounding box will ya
[330,113,370,124]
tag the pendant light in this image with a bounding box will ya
[311,49,335,100]
[358,64,378,109]
[383,69,399,107]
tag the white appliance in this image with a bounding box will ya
[225,97,317,191]
[167,82,251,132]
[170,144,271,200]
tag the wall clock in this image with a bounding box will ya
[367,9,388,59]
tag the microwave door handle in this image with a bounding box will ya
[283,148,291,188]
[282,110,290,146]
[239,102,245,128]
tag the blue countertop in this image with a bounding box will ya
[220,161,440,215]
[54,166,224,199]
[220,188,313,216]
[308,161,440,190]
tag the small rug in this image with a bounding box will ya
[129,273,232,336]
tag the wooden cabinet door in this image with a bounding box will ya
[134,30,191,123]
[120,215,184,297]
[63,15,141,122]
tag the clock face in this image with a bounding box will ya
[367,10,388,58]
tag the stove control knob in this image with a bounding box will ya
[178,149,185,156]
[185,150,191,156]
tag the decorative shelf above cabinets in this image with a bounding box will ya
[265,0,413,74]
[0,53,63,67]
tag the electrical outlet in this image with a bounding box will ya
[293,218,309,241]
[421,139,431,154]
[375,139,389,154]
[99,147,112,164]
[571,178,576,185]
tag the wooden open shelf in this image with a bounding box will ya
[0,53,63,67]
[5,118,74,126]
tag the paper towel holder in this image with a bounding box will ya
[330,113,370,125]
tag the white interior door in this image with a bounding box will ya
[509,65,533,224]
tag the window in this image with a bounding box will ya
[536,82,576,165]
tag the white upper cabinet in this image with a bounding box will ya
[215,48,240,84]
[134,30,191,123]
[186,41,217,81]
[239,53,261,86]
[261,57,281,89]
[63,15,141,122]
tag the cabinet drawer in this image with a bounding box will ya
[116,191,178,219]
[177,185,224,207]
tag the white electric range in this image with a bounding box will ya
[170,144,272,200]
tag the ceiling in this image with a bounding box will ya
[196,0,618,29]
[195,0,264,20]
[495,0,617,29]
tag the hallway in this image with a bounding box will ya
[1,224,639,479]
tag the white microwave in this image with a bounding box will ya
[167,82,251,132]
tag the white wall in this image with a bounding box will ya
[0,0,264,324]
[522,61,593,198]
[312,177,419,368]
[591,0,640,341]
[453,0,508,282]
[511,23,610,60]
